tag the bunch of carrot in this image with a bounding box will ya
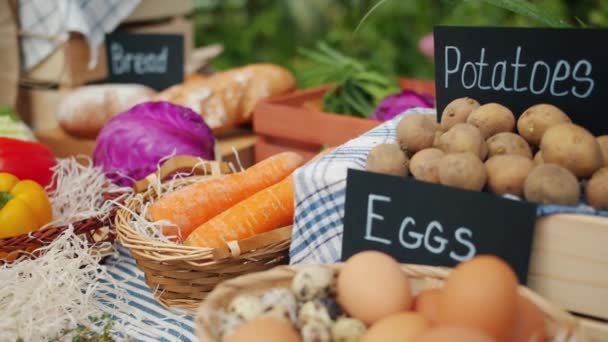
[147,151,304,248]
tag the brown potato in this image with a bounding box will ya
[367,143,410,176]
[523,164,580,205]
[586,168,608,209]
[598,135,608,166]
[438,152,487,191]
[485,155,534,196]
[409,148,445,184]
[517,104,571,145]
[436,123,488,160]
[396,114,439,154]
[441,97,480,131]
[533,151,544,165]
[486,132,533,159]
[466,103,515,139]
[540,123,603,178]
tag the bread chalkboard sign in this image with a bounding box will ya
[434,26,608,136]
[341,169,537,283]
[105,32,184,91]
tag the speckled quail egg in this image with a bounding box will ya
[216,310,243,340]
[261,288,299,322]
[301,319,332,342]
[331,317,367,342]
[292,266,336,301]
[258,303,293,323]
[298,300,333,328]
[228,294,264,321]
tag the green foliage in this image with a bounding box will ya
[298,42,400,117]
[191,0,605,82]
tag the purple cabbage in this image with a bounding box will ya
[93,101,215,186]
[371,90,435,122]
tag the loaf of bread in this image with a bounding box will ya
[57,84,156,138]
[155,64,296,132]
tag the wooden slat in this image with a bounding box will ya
[124,0,192,23]
[579,316,608,342]
[528,214,608,319]
[253,101,379,147]
[255,139,317,163]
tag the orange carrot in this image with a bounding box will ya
[148,152,303,240]
[183,175,295,248]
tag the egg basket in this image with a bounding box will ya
[196,264,589,342]
[0,191,125,264]
[115,158,293,310]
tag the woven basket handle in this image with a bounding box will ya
[212,226,293,260]
[133,155,233,193]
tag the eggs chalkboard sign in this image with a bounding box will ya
[434,26,608,136]
[341,169,537,283]
[105,32,184,91]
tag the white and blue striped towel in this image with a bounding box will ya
[289,108,608,265]
[100,244,197,341]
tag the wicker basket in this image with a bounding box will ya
[116,158,293,310]
[0,191,125,264]
[196,264,589,342]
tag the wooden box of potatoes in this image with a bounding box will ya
[366,98,608,323]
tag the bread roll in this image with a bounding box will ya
[57,84,156,138]
[155,64,296,132]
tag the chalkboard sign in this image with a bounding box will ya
[434,26,608,136]
[341,169,537,283]
[105,32,184,91]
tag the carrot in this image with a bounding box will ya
[183,175,295,248]
[148,152,303,240]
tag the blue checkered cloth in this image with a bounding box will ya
[289,108,608,265]
[99,244,197,341]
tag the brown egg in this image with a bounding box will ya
[361,312,431,342]
[225,318,301,342]
[511,295,546,342]
[416,325,496,342]
[413,288,441,323]
[438,255,518,342]
[337,251,412,325]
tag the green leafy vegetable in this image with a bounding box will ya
[298,42,400,118]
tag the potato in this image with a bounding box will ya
[436,123,488,160]
[486,132,532,159]
[598,135,608,166]
[409,148,445,184]
[517,104,571,145]
[466,103,515,139]
[523,164,580,205]
[485,155,534,196]
[367,143,410,176]
[533,151,544,165]
[540,123,603,178]
[396,114,439,154]
[438,152,487,191]
[586,168,608,209]
[441,97,480,131]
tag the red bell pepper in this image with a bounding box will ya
[0,137,56,188]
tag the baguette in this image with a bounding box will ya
[155,64,296,132]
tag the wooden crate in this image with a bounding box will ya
[528,214,608,320]
[253,85,381,163]
[579,316,608,342]
[252,78,437,163]
[22,17,193,87]
[124,0,192,24]
[16,84,66,130]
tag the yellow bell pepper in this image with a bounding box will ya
[0,172,52,239]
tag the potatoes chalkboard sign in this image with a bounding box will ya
[105,32,184,91]
[434,26,608,136]
[341,169,537,283]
